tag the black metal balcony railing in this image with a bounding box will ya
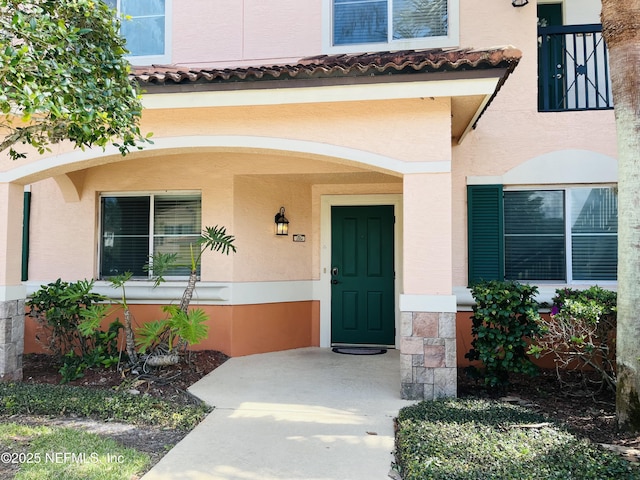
[538,24,613,112]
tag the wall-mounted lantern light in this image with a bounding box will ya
[512,0,529,6]
[275,207,289,236]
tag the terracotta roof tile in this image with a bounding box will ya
[131,47,522,86]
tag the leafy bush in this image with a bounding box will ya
[58,319,123,383]
[465,280,542,387]
[28,279,107,358]
[27,279,122,383]
[0,383,210,431]
[530,286,617,393]
[395,399,640,480]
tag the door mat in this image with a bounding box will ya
[332,347,387,355]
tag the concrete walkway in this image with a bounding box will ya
[142,347,414,480]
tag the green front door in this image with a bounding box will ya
[538,3,565,110]
[331,205,395,346]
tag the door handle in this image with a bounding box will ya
[331,279,340,285]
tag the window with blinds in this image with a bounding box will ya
[102,0,169,62]
[393,0,448,39]
[332,0,448,46]
[467,185,617,284]
[504,190,566,281]
[570,188,618,280]
[100,193,201,279]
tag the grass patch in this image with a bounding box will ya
[395,398,640,480]
[0,423,149,480]
[0,383,210,431]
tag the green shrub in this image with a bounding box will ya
[465,280,542,387]
[531,286,617,392]
[395,399,640,480]
[28,279,123,383]
[28,279,107,358]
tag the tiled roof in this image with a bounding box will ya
[131,47,522,86]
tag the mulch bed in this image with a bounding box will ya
[458,367,640,455]
[21,350,229,405]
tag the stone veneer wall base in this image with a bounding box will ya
[400,311,456,400]
[0,299,24,381]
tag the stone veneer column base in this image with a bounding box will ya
[400,311,456,400]
[0,299,24,381]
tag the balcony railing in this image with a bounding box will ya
[538,24,613,112]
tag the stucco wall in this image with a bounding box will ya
[171,0,322,66]
[233,175,313,282]
[450,0,617,288]
[22,97,442,286]
[166,0,602,68]
[26,152,404,284]
[139,99,451,165]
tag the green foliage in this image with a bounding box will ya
[0,0,151,160]
[28,279,107,358]
[136,305,209,354]
[27,279,122,383]
[197,225,237,260]
[135,225,235,361]
[395,398,640,480]
[144,252,178,287]
[552,286,617,321]
[0,382,210,431]
[58,320,123,383]
[532,286,617,392]
[465,280,543,387]
[107,272,134,308]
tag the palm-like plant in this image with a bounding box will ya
[136,305,209,357]
[138,225,236,364]
[179,225,236,313]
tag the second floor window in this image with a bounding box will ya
[329,0,457,51]
[104,0,170,64]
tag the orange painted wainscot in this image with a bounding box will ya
[24,301,321,358]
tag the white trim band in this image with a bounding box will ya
[0,285,27,302]
[25,280,319,306]
[400,294,457,313]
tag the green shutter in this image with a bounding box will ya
[22,191,31,282]
[467,184,504,284]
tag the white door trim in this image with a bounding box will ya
[318,194,403,348]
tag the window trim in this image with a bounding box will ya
[98,190,201,280]
[108,0,172,65]
[322,0,459,54]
